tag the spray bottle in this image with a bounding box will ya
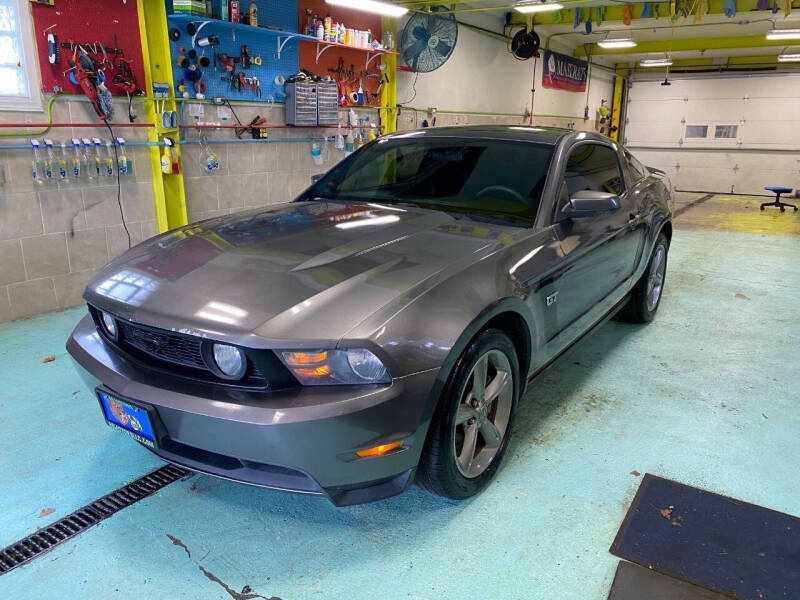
[103,141,115,176]
[30,139,42,181]
[58,142,68,179]
[335,124,344,150]
[43,139,55,179]
[71,138,82,178]
[91,138,103,177]
[344,130,354,157]
[311,142,323,166]
[116,137,128,175]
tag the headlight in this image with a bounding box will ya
[210,343,247,380]
[100,311,117,339]
[280,349,390,385]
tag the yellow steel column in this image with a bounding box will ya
[380,17,398,134]
[137,0,187,233]
[610,63,628,143]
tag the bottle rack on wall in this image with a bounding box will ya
[308,39,396,69]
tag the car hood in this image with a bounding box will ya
[84,201,518,344]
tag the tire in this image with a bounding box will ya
[416,329,520,499]
[618,232,669,323]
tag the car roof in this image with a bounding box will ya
[386,125,576,145]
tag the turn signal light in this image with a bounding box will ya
[284,350,328,365]
[292,365,331,378]
[356,440,402,458]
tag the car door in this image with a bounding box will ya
[551,141,644,332]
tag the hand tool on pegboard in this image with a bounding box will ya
[67,50,106,120]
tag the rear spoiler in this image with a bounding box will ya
[647,166,666,176]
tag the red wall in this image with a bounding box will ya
[297,0,383,106]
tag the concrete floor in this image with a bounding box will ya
[1,192,798,599]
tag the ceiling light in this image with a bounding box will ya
[639,58,673,67]
[777,53,800,62]
[766,28,800,40]
[598,38,637,49]
[325,0,408,17]
[514,1,564,13]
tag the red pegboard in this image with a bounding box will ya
[31,0,146,96]
[298,0,383,107]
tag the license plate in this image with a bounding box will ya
[97,390,157,448]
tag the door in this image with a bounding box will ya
[552,142,644,332]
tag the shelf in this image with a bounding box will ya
[167,14,319,59]
[303,39,398,69]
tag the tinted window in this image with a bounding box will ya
[563,144,624,196]
[304,138,554,226]
[623,149,649,180]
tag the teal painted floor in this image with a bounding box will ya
[1,224,799,599]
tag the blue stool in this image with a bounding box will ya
[761,186,797,212]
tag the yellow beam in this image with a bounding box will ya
[610,74,624,142]
[381,17,398,134]
[137,0,187,233]
[575,35,791,57]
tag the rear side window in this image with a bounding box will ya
[564,144,624,196]
[623,149,649,180]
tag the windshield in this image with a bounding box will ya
[302,137,555,226]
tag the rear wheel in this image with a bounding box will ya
[416,329,519,499]
[619,232,669,323]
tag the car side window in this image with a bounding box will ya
[563,144,625,197]
[623,149,649,180]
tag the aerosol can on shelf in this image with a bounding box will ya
[248,0,257,26]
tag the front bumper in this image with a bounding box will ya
[67,314,439,505]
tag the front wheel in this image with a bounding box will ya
[619,232,669,323]
[416,329,520,499]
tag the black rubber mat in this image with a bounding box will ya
[608,561,734,600]
[610,474,800,600]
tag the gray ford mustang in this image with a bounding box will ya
[67,126,673,505]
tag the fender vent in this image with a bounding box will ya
[0,464,190,575]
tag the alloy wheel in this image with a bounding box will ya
[453,349,514,478]
[646,245,666,312]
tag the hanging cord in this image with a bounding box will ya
[0,94,58,137]
[398,71,419,106]
[103,121,131,249]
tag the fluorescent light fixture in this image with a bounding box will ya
[325,0,408,17]
[598,38,637,49]
[336,215,401,229]
[514,1,564,14]
[777,53,800,62]
[639,58,673,67]
[766,28,800,40]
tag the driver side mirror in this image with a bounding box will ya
[560,190,621,219]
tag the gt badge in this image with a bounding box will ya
[546,292,559,307]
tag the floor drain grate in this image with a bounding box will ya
[0,464,191,576]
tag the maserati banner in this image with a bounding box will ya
[542,50,588,92]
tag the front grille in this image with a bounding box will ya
[118,321,206,370]
[89,306,269,388]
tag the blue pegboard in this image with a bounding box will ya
[167,1,308,103]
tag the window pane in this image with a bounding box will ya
[715,125,738,139]
[0,34,19,64]
[308,139,555,226]
[564,145,624,196]
[685,125,708,138]
[0,3,16,33]
[0,65,24,95]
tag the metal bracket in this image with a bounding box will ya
[277,34,303,59]
[365,50,388,70]
[315,42,336,63]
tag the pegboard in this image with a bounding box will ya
[167,0,301,103]
[31,0,146,96]
[297,0,383,106]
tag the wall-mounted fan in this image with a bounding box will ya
[511,26,540,60]
[400,6,458,73]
